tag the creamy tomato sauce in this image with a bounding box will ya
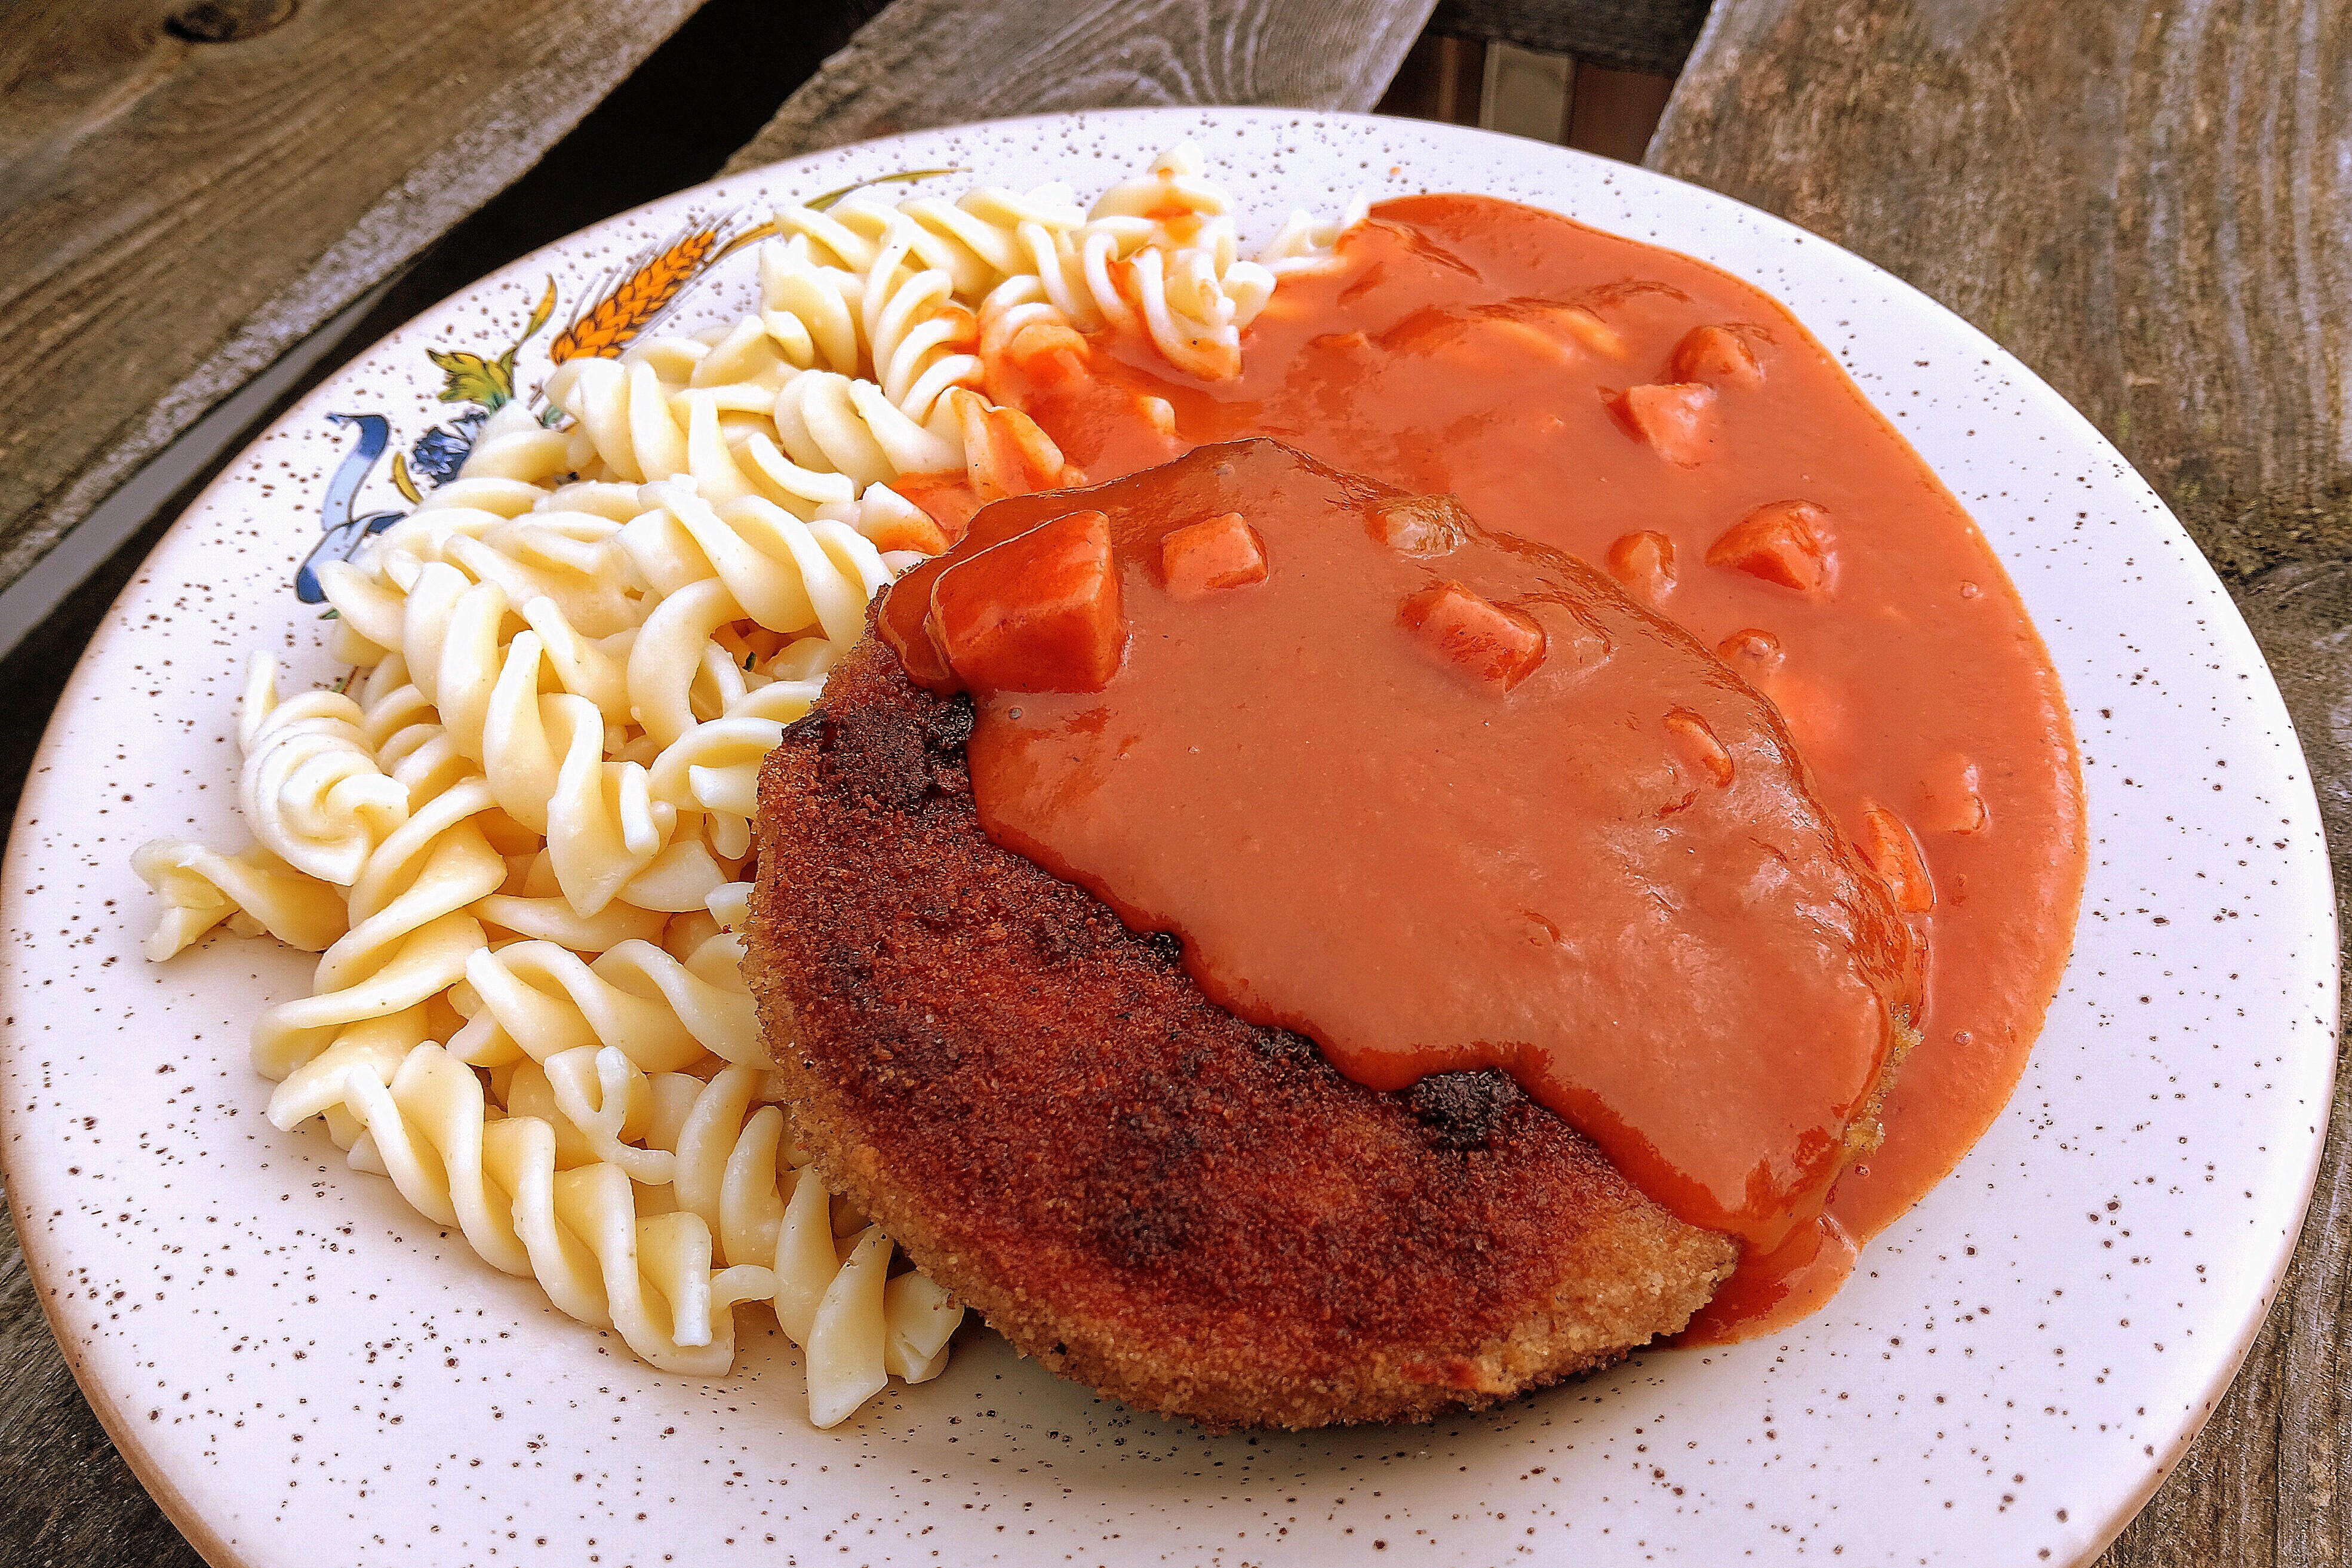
[886,441,1920,1253]
[911,195,2086,1338]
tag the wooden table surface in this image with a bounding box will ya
[0,1,2342,1563]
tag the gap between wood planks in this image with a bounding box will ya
[0,0,894,665]
[1377,32,1676,162]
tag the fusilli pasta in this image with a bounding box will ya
[135,143,1360,1426]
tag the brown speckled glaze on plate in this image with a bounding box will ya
[0,110,2335,1567]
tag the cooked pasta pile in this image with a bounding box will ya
[133,144,1355,1427]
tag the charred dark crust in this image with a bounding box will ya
[1410,1069,1528,1151]
[922,693,976,753]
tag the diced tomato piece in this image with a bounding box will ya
[1160,512,1268,600]
[1607,383,1716,465]
[1920,754,1988,834]
[1544,304,1628,359]
[1708,500,1833,593]
[926,510,1126,694]
[1664,709,1735,788]
[1860,806,1935,912]
[1436,303,1624,368]
[1369,494,1468,557]
[1715,626,1784,679]
[1398,581,1546,691]
[1606,530,1677,601]
[1668,325,1764,389]
[1477,316,1579,368]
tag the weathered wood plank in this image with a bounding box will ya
[724,0,1437,173]
[1427,0,1710,75]
[1649,0,2351,580]
[0,0,706,596]
[1650,5,2350,1564]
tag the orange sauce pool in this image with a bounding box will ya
[887,439,1923,1255]
[939,195,2087,1338]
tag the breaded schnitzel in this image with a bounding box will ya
[744,638,1740,1429]
[745,441,1918,1427]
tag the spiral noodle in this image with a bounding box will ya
[545,354,690,485]
[341,1041,774,1374]
[956,143,1275,380]
[757,219,986,440]
[772,180,1086,302]
[1109,241,1260,380]
[662,1060,957,1421]
[774,370,964,489]
[1259,193,1372,276]
[1088,139,1233,236]
[453,402,574,484]
[860,223,984,426]
[131,840,346,959]
[759,236,864,376]
[238,657,410,886]
[445,931,758,1072]
[136,143,1358,1423]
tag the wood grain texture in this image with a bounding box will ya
[1650,5,2349,1563]
[0,0,705,595]
[1428,0,1711,75]
[1649,0,2350,580]
[723,0,1437,173]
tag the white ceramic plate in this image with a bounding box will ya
[2,109,2335,1568]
